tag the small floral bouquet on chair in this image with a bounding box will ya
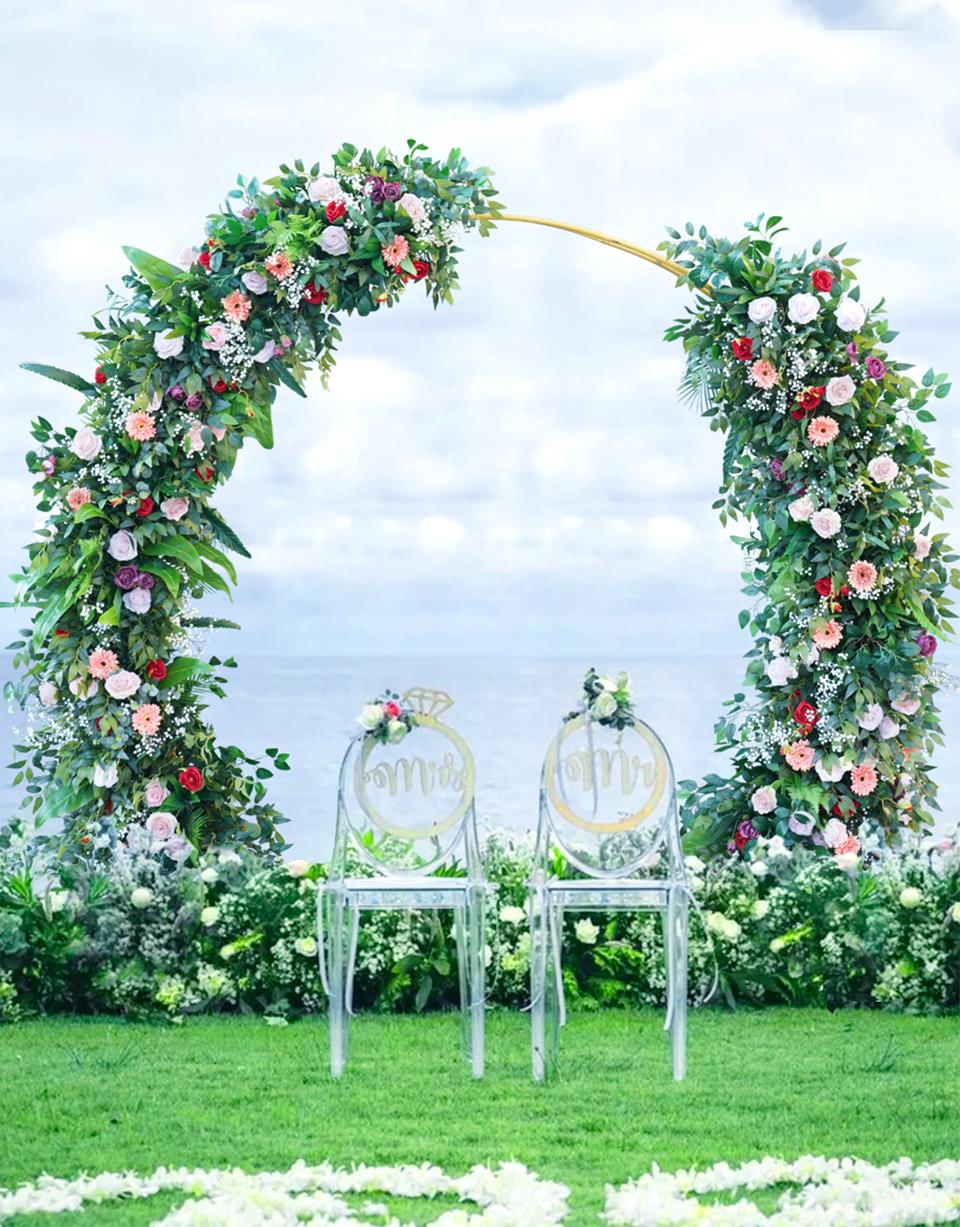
[567,667,635,729]
[356,690,416,744]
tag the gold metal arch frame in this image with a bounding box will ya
[353,713,476,841]
[544,714,669,834]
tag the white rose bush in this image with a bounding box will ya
[661,216,954,860]
[9,142,502,855]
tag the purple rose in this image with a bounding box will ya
[865,356,887,380]
[770,457,784,481]
[788,812,815,836]
[917,632,937,658]
[41,455,56,477]
[185,392,203,411]
[168,384,186,402]
[382,181,403,201]
[137,573,155,590]
[734,819,759,851]
[365,175,386,203]
[845,341,858,361]
[114,565,139,591]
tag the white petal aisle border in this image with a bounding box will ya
[603,1155,960,1226]
[0,1160,570,1226]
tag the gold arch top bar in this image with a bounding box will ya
[475,212,690,281]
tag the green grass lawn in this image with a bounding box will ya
[1,1008,958,1225]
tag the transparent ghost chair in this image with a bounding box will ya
[318,687,487,1078]
[529,705,689,1081]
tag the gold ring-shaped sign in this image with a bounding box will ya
[354,713,476,841]
[544,713,668,833]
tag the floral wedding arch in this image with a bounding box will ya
[8,140,954,862]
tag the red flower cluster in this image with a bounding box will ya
[731,336,753,361]
[812,268,833,293]
[815,576,833,597]
[793,700,819,731]
[198,250,211,270]
[146,658,167,681]
[194,466,214,483]
[179,765,204,793]
[383,700,401,719]
[303,281,328,306]
[791,385,826,419]
[399,259,430,283]
[136,496,154,517]
[325,200,346,222]
[210,376,228,394]
[94,368,107,385]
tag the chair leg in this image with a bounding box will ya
[325,887,348,1078]
[544,897,561,1071]
[465,886,486,1078]
[665,891,688,1081]
[529,888,548,1082]
[454,903,469,1056]
[343,902,360,1066]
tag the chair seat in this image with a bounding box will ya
[532,878,678,909]
[327,875,486,909]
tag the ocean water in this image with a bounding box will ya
[2,654,957,860]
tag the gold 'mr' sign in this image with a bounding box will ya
[354,688,476,841]
[544,712,668,833]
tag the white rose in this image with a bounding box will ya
[153,330,185,360]
[357,703,384,731]
[176,246,197,271]
[107,530,138,561]
[787,292,820,325]
[294,936,318,957]
[218,849,242,867]
[201,906,220,927]
[750,786,777,815]
[810,508,842,539]
[750,861,768,878]
[816,757,850,783]
[748,296,777,324]
[70,427,102,461]
[574,918,599,945]
[788,496,814,523]
[685,855,705,874]
[105,670,141,700]
[386,718,408,744]
[765,656,798,687]
[836,297,866,332]
[286,859,310,878]
[499,904,525,925]
[123,588,152,614]
[201,867,219,884]
[825,375,856,406]
[878,715,901,740]
[591,691,619,719]
[899,886,922,909]
[398,192,427,223]
[751,899,770,919]
[320,227,350,256]
[38,681,59,707]
[867,455,899,485]
[768,636,783,655]
[130,887,153,909]
[913,533,932,561]
[69,676,98,700]
[93,762,118,788]
[308,176,342,204]
[948,902,960,923]
[47,889,71,914]
[146,811,177,842]
[823,818,849,849]
[857,704,884,731]
[766,835,790,861]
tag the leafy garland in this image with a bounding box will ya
[8,142,501,854]
[660,216,954,858]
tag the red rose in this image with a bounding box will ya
[795,385,825,414]
[94,368,107,385]
[194,466,214,483]
[210,376,228,394]
[179,765,205,793]
[146,658,167,681]
[831,798,858,819]
[731,336,753,361]
[840,585,850,596]
[136,496,154,517]
[812,269,833,293]
[383,700,401,719]
[815,577,832,597]
[54,628,71,638]
[198,250,211,270]
[400,259,431,284]
[794,700,819,729]
[303,281,328,306]
[325,200,346,222]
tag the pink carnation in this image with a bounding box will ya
[807,415,840,447]
[125,412,156,442]
[382,235,410,270]
[88,648,119,680]
[131,703,162,737]
[847,560,878,595]
[835,835,861,857]
[812,619,843,650]
[66,486,92,510]
[849,763,878,796]
[781,739,814,772]
[749,359,778,390]
[221,290,252,321]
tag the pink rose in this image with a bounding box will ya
[308,176,341,204]
[750,785,777,815]
[202,321,229,351]
[823,817,850,849]
[867,455,898,485]
[105,669,141,700]
[241,270,268,295]
[153,330,185,360]
[183,420,205,454]
[69,676,98,700]
[144,779,169,807]
[160,496,190,522]
[398,192,427,224]
[253,340,276,364]
[892,692,921,716]
[788,496,814,523]
[857,704,884,731]
[810,509,842,539]
[146,811,177,842]
[107,530,138,561]
[123,588,152,614]
[176,246,197,270]
[913,533,932,561]
[878,715,901,740]
[70,427,102,461]
[320,228,349,256]
[825,375,856,406]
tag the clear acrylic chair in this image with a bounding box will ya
[529,703,689,1081]
[318,687,487,1078]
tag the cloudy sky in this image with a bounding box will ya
[1,0,959,659]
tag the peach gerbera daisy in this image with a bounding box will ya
[849,764,878,797]
[847,560,878,595]
[382,235,410,270]
[835,835,861,857]
[88,648,119,679]
[66,486,92,510]
[264,252,293,280]
[807,415,840,446]
[131,703,162,737]
[750,359,779,390]
[811,619,843,650]
[125,412,156,442]
[781,739,814,772]
[221,290,252,321]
